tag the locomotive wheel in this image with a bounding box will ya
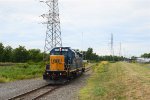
[82,68,85,72]
[70,72,77,78]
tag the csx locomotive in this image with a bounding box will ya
[43,47,85,82]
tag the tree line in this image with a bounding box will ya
[0,43,43,63]
[0,42,125,63]
[82,48,124,62]
[141,53,150,58]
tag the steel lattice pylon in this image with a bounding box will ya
[41,0,62,60]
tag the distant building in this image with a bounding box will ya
[83,60,88,63]
[136,57,150,63]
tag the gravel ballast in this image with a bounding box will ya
[41,70,92,100]
[0,70,92,100]
[0,78,48,100]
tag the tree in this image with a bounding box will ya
[84,48,100,61]
[141,53,150,58]
[86,48,93,60]
[0,43,4,62]
[3,46,13,62]
[28,49,43,62]
[13,46,29,62]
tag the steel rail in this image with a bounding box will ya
[9,64,94,100]
[8,84,58,100]
[33,86,60,100]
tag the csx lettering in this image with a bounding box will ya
[51,59,61,64]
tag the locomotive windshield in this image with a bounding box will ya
[50,47,74,64]
[51,51,68,56]
[50,48,73,58]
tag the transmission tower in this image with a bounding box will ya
[40,0,62,59]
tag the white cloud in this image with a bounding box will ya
[0,0,150,56]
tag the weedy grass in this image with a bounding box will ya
[79,62,126,100]
[0,63,45,83]
[79,62,150,100]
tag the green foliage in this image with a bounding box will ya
[2,46,13,62]
[93,86,106,96]
[0,63,45,82]
[0,77,10,83]
[141,53,150,58]
[99,56,124,62]
[16,63,30,68]
[0,43,4,62]
[0,42,125,63]
[83,48,99,61]
[13,46,29,62]
[83,47,124,62]
[86,48,93,60]
[79,62,126,100]
[0,42,44,63]
[28,49,43,62]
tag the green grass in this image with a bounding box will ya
[0,63,45,83]
[79,62,126,100]
[79,62,150,100]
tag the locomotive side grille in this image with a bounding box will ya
[50,55,65,71]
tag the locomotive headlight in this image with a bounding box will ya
[60,73,62,75]
[60,47,62,51]
[47,72,49,75]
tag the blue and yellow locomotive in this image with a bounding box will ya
[43,47,85,82]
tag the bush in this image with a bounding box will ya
[0,77,9,83]
[0,63,45,83]
[16,63,29,69]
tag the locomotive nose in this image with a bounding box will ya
[50,55,65,71]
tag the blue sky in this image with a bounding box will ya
[0,0,150,57]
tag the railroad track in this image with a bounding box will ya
[8,85,60,100]
[85,65,93,72]
[9,65,93,100]
[85,63,96,72]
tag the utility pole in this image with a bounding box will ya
[40,0,62,60]
[119,42,122,57]
[111,33,114,61]
[111,33,114,56]
[81,33,83,51]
